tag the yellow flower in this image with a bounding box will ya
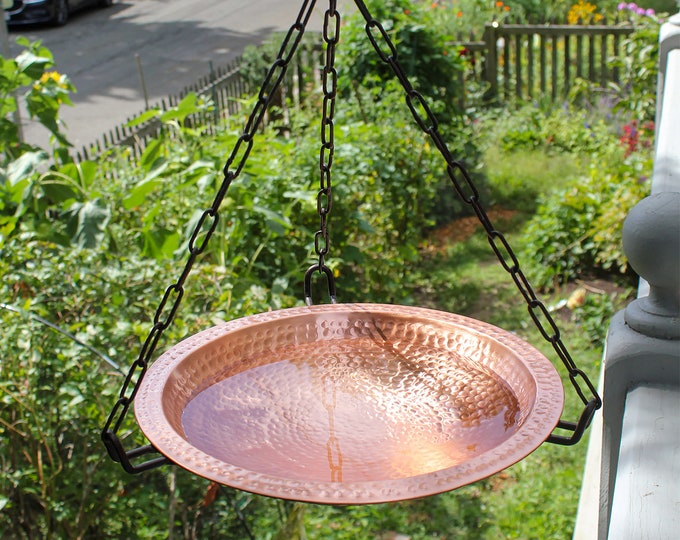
[567,0,601,25]
[35,71,69,89]
[40,71,60,83]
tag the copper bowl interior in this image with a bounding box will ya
[135,303,563,504]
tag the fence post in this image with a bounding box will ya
[483,23,499,101]
[596,12,680,539]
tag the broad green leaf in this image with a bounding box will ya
[181,159,216,191]
[252,204,291,235]
[41,181,78,205]
[66,199,110,249]
[139,138,165,172]
[7,151,48,186]
[141,228,181,260]
[0,119,19,152]
[196,172,216,192]
[63,160,98,190]
[15,50,50,79]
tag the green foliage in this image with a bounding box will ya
[1,157,117,249]
[489,104,614,155]
[0,36,74,158]
[0,38,107,250]
[476,92,654,291]
[0,239,297,538]
[608,7,663,124]
[339,0,468,120]
[477,102,623,215]
[572,291,620,343]
[521,147,651,289]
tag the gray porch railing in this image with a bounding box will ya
[574,12,680,540]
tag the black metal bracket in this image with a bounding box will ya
[102,429,170,474]
[546,397,601,446]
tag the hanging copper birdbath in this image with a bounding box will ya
[134,303,563,504]
[102,0,601,502]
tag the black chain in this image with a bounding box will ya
[102,0,319,472]
[352,0,601,445]
[305,0,339,306]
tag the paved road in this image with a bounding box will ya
[7,0,351,151]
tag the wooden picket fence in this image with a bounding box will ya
[77,20,635,161]
[480,21,634,101]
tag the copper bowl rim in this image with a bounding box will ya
[135,303,564,504]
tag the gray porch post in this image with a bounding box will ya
[595,12,680,540]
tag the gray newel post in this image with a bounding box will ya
[597,12,680,540]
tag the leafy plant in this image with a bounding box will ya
[608,3,664,123]
[339,0,468,121]
[521,146,650,289]
[0,36,74,159]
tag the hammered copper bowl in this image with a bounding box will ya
[135,303,563,504]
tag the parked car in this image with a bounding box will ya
[4,0,113,27]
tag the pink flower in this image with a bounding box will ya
[627,2,637,9]
[617,2,627,9]
[645,8,655,16]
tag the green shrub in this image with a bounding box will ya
[339,0,467,120]
[0,37,74,160]
[487,104,615,156]
[521,147,651,289]
[572,291,621,344]
[608,5,663,124]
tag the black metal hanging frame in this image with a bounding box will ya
[102,0,601,476]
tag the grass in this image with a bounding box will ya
[480,145,590,214]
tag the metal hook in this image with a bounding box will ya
[304,264,338,305]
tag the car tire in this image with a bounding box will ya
[51,0,69,26]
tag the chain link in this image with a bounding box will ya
[353,0,601,445]
[305,0,339,305]
[102,0,319,472]
[317,2,339,268]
